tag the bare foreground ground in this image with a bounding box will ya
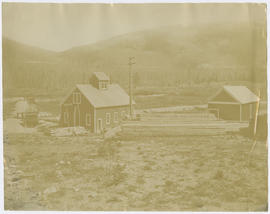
[3,86,268,211]
[4,131,267,211]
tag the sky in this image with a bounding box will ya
[2,3,267,51]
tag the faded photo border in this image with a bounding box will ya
[0,0,269,214]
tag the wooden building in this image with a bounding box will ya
[208,86,259,121]
[60,72,134,133]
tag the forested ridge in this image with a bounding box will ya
[3,22,267,94]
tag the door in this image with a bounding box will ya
[97,118,102,133]
[249,103,253,119]
[73,106,80,127]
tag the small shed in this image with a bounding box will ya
[208,86,259,121]
[15,97,39,127]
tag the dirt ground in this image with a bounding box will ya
[3,91,268,211]
[4,131,267,211]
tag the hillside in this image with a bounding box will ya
[2,21,267,97]
[2,38,60,90]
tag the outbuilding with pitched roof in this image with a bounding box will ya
[208,86,259,121]
[60,72,134,133]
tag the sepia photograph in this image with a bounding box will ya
[2,2,268,211]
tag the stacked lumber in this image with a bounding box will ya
[121,112,248,137]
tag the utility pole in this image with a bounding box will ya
[128,57,135,118]
[253,90,260,137]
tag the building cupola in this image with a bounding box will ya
[89,72,110,90]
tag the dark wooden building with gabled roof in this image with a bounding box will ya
[60,72,134,133]
[208,86,259,121]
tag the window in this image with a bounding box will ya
[64,112,68,123]
[77,93,81,103]
[86,113,91,126]
[114,112,118,122]
[73,93,76,104]
[100,82,107,89]
[73,92,81,104]
[106,113,111,125]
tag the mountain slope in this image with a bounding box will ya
[59,22,266,85]
[2,21,267,94]
[2,38,60,90]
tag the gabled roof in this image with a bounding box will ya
[76,83,135,108]
[93,72,110,81]
[209,85,259,104]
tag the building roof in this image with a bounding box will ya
[210,85,259,104]
[93,72,110,81]
[76,83,135,108]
